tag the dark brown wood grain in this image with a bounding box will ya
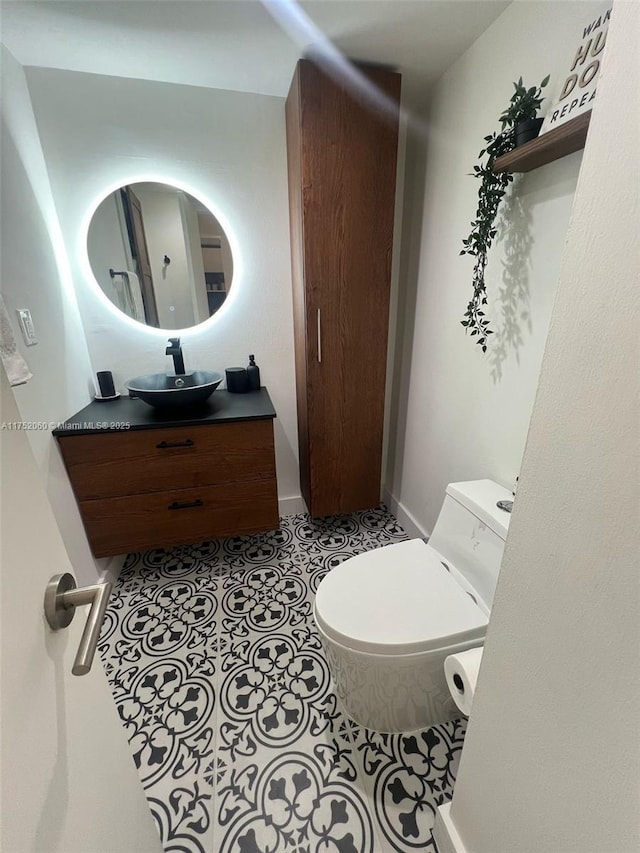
[78,478,279,557]
[58,418,279,555]
[57,420,276,500]
[286,59,401,517]
[493,111,591,174]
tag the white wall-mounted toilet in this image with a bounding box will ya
[313,480,512,732]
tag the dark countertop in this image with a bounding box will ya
[53,388,276,436]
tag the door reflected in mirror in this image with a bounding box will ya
[87,182,233,328]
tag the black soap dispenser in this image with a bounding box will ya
[247,354,261,391]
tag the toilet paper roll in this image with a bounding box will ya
[444,647,484,716]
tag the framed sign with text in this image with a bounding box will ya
[540,4,612,134]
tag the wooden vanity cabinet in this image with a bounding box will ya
[285,59,401,518]
[54,393,279,557]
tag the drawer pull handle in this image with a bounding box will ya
[168,498,204,510]
[156,439,194,449]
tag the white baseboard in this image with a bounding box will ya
[433,803,468,853]
[278,495,307,517]
[98,554,124,586]
[381,487,429,539]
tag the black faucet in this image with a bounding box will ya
[165,337,185,375]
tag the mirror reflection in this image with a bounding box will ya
[87,181,233,328]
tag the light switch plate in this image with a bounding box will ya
[16,309,37,346]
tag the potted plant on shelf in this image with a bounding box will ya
[504,75,551,147]
[460,75,549,351]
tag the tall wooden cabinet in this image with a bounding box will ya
[285,59,401,518]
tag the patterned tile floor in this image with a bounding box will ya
[98,507,467,852]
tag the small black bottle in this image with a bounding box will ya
[247,354,261,391]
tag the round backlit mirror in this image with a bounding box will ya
[87,181,233,328]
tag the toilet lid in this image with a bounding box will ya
[313,539,487,655]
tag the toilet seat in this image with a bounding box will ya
[314,538,487,656]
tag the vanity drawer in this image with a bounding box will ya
[78,478,279,557]
[57,420,276,500]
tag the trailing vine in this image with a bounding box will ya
[461,76,549,352]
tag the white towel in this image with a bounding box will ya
[0,296,32,386]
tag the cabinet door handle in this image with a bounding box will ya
[156,439,194,449]
[317,308,322,363]
[168,498,204,510]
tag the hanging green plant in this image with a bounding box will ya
[460,75,550,352]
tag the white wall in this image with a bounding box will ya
[25,68,301,504]
[386,1,606,535]
[86,192,129,308]
[439,2,639,850]
[0,46,107,585]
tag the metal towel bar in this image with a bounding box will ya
[44,573,112,676]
